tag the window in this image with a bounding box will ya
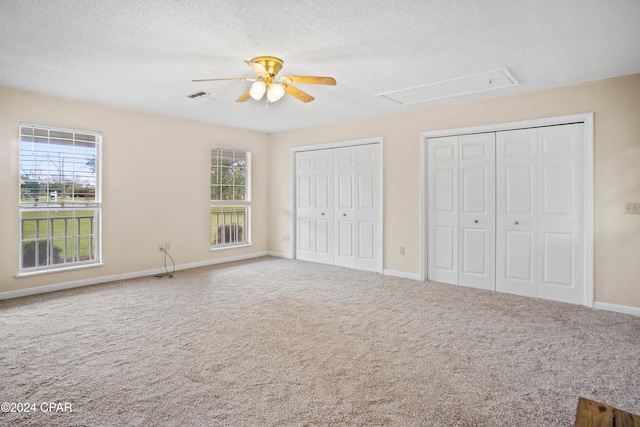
[19,124,101,273]
[210,147,250,247]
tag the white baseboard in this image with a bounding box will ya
[383,269,421,281]
[173,251,271,270]
[593,301,640,317]
[266,251,292,259]
[0,252,271,301]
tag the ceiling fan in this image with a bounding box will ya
[193,56,336,107]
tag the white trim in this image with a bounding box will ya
[594,302,640,317]
[0,252,270,301]
[209,243,252,252]
[583,113,595,308]
[419,113,595,307]
[290,137,384,274]
[421,113,592,139]
[383,269,421,281]
[14,262,104,278]
[291,136,382,153]
[419,135,428,281]
[19,122,103,137]
[266,251,292,259]
[290,151,297,259]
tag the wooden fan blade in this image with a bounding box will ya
[244,60,270,77]
[283,84,314,103]
[192,77,257,82]
[282,76,336,85]
[236,89,251,102]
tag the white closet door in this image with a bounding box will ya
[296,151,314,262]
[334,144,381,272]
[297,143,381,272]
[354,144,380,272]
[427,122,587,305]
[496,128,538,297]
[295,150,334,265]
[427,136,458,284]
[312,150,334,265]
[496,125,585,304]
[537,124,585,304]
[458,133,496,290]
[334,146,356,268]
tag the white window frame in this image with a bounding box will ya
[17,123,102,276]
[210,147,251,249]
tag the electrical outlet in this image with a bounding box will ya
[282,235,290,242]
[165,242,171,251]
[624,202,640,214]
[400,246,405,255]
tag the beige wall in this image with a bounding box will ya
[2,74,640,310]
[0,86,269,294]
[269,74,640,309]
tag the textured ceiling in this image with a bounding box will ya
[1,0,639,133]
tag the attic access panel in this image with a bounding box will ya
[377,68,519,105]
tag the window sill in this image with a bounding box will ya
[209,243,252,252]
[14,262,104,279]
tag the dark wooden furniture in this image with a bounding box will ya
[574,397,640,427]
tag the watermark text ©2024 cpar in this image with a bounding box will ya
[2,401,73,413]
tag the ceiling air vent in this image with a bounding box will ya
[377,68,519,105]
[188,91,211,99]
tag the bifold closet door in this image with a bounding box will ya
[496,124,585,304]
[296,144,381,272]
[458,133,496,290]
[427,133,495,289]
[428,123,586,304]
[537,124,585,304]
[334,144,380,272]
[495,128,538,297]
[427,136,459,284]
[295,150,334,265]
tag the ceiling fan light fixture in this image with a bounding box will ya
[266,83,285,102]
[249,80,266,100]
[193,56,336,105]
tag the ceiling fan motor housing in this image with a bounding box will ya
[251,56,284,76]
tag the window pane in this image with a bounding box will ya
[20,210,96,268]
[221,186,234,201]
[21,239,49,268]
[233,150,247,163]
[20,126,98,205]
[211,148,249,202]
[219,166,233,185]
[210,205,247,246]
[211,168,221,185]
[210,185,221,200]
[235,185,246,200]
[235,170,246,187]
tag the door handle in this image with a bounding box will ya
[343,213,347,217]
[515,221,519,225]
[321,212,325,216]
[474,220,478,223]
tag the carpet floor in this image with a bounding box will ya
[1,257,639,426]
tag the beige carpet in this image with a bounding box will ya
[1,257,639,426]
